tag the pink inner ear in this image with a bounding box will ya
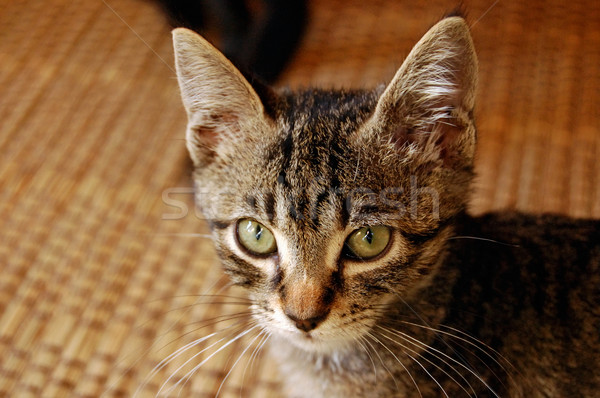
[188,110,246,166]
[188,125,220,164]
[192,125,220,147]
[193,112,238,147]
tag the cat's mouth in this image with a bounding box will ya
[256,300,380,353]
[278,329,348,353]
[270,320,367,354]
[295,330,322,343]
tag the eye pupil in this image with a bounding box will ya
[255,225,263,240]
[364,228,373,244]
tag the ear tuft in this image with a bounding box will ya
[366,17,478,167]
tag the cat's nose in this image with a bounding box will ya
[280,278,335,332]
[285,311,328,332]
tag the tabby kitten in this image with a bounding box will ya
[172,17,600,397]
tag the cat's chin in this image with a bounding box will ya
[271,327,359,355]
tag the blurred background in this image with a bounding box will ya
[1,0,598,396]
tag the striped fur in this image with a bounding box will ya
[173,17,600,397]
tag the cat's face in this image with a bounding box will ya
[173,17,477,354]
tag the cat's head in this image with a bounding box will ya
[173,17,477,353]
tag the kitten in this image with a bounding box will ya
[171,17,600,397]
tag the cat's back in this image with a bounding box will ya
[459,212,600,309]
[447,212,600,396]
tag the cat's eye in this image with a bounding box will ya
[343,226,391,260]
[236,219,277,256]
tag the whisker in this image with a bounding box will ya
[108,279,238,396]
[472,0,500,27]
[357,336,378,381]
[158,335,231,396]
[212,279,237,296]
[374,328,451,398]
[240,330,270,396]
[131,302,251,343]
[153,312,253,357]
[362,334,398,390]
[136,303,251,333]
[145,294,252,305]
[252,332,270,369]
[169,326,249,398]
[215,328,264,398]
[144,318,252,397]
[101,0,175,74]
[135,331,218,397]
[366,331,420,397]
[447,235,520,248]
[441,326,519,389]
[162,324,260,396]
[158,233,213,238]
[437,324,516,369]
[406,322,512,370]
[390,293,484,377]
[405,350,449,398]
[376,325,475,397]
[385,293,503,396]
[399,321,512,396]
[409,321,518,389]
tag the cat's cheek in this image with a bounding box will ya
[256,297,321,342]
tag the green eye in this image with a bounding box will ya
[344,226,391,260]
[237,219,277,256]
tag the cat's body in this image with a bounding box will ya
[171,16,600,397]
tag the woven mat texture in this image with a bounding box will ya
[1,0,599,397]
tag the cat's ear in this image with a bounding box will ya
[172,28,272,166]
[367,17,478,166]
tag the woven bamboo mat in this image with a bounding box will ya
[1,0,598,397]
